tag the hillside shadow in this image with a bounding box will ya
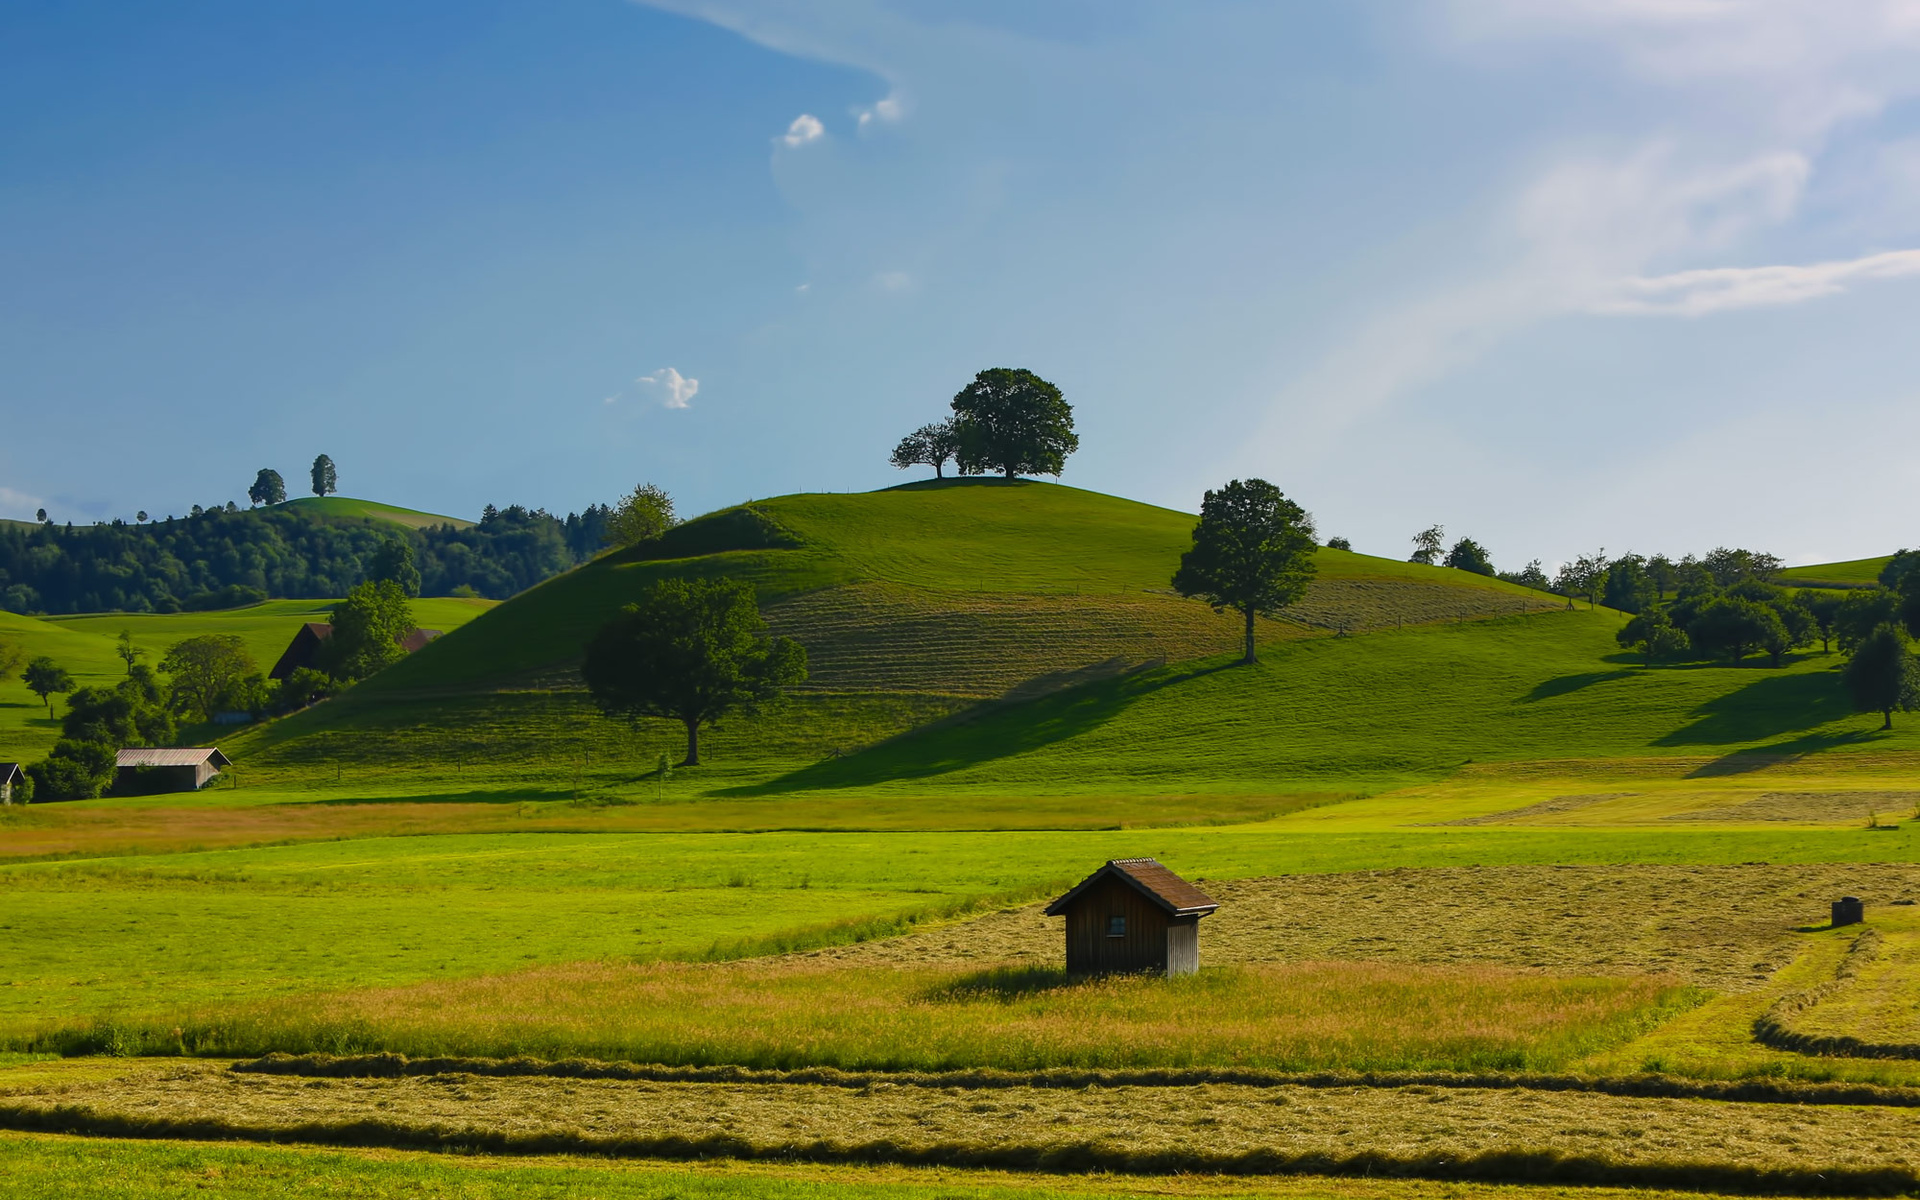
[1523,669,1635,702]
[720,658,1237,795]
[1685,730,1879,777]
[1656,671,1853,748]
[883,477,1039,493]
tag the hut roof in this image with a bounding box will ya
[116,748,231,769]
[269,622,442,679]
[0,762,22,783]
[1044,858,1218,918]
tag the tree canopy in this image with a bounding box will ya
[1843,623,1920,730]
[61,665,175,748]
[321,580,415,682]
[159,634,259,722]
[890,419,961,479]
[366,539,422,598]
[1171,479,1317,665]
[1616,610,1689,665]
[605,483,678,549]
[310,454,337,497]
[248,469,287,506]
[21,657,72,715]
[950,368,1078,479]
[581,577,807,766]
[1443,537,1494,576]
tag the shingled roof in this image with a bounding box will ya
[1044,858,1219,918]
[116,748,231,769]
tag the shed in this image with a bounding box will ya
[268,622,442,680]
[1044,858,1219,977]
[0,762,22,805]
[115,747,231,794]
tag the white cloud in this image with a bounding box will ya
[781,113,824,147]
[1597,247,1920,315]
[636,367,699,409]
[857,94,904,130]
[0,485,48,522]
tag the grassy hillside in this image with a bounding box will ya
[1781,555,1891,589]
[278,496,472,529]
[1,598,495,760]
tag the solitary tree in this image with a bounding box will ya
[311,454,338,497]
[136,510,148,524]
[1325,536,1352,551]
[1171,479,1318,666]
[581,578,807,766]
[890,419,961,479]
[321,580,415,681]
[115,630,144,673]
[365,539,422,597]
[248,469,287,507]
[604,483,677,548]
[159,635,257,723]
[1443,537,1495,576]
[1409,526,1444,566]
[950,368,1078,479]
[1843,624,1920,730]
[22,657,73,716]
[35,509,46,523]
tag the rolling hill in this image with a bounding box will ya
[279,496,473,530]
[217,479,1919,807]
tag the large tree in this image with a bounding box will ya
[310,454,337,497]
[61,665,176,748]
[949,368,1077,479]
[21,657,72,715]
[1802,589,1844,652]
[1443,537,1495,577]
[160,634,257,722]
[248,469,287,507]
[1835,589,1900,653]
[366,539,422,597]
[1171,479,1318,665]
[581,578,807,766]
[890,418,961,479]
[1843,623,1920,730]
[604,483,677,549]
[1554,551,1611,608]
[1686,596,1783,665]
[1616,610,1689,665]
[321,580,415,681]
[1409,525,1444,566]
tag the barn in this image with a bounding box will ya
[0,762,22,805]
[268,622,442,680]
[1044,858,1219,977]
[115,748,231,794]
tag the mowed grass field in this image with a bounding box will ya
[277,495,472,529]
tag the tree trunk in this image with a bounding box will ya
[1004,467,1016,480]
[1884,709,1895,731]
[683,718,700,767]
[935,462,944,479]
[1242,605,1258,665]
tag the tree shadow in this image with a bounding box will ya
[1522,669,1636,702]
[1684,730,1880,777]
[719,657,1238,795]
[1656,671,1854,748]
[917,965,1077,1003]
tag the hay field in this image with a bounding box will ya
[1780,907,1920,1049]
[9,1058,1920,1190]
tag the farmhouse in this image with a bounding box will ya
[268,621,442,680]
[0,762,21,805]
[115,747,230,794]
[1045,858,1219,977]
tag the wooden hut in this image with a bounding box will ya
[1044,858,1219,977]
[115,748,230,794]
[0,762,22,805]
[268,622,442,680]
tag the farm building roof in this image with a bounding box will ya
[269,622,442,679]
[0,762,21,782]
[115,748,231,769]
[1044,858,1219,918]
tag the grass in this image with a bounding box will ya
[1775,907,1920,1049]
[63,960,1691,1071]
[277,496,472,529]
[1780,555,1891,588]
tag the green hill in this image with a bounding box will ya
[1780,555,1892,589]
[278,496,473,530]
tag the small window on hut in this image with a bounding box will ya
[1106,915,1126,938]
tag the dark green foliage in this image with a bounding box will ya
[1553,552,1610,607]
[1878,549,1920,590]
[311,454,337,498]
[26,738,116,800]
[60,665,175,747]
[1499,560,1551,591]
[950,369,1078,480]
[604,484,677,549]
[1843,624,1920,730]
[1325,536,1352,552]
[890,419,961,479]
[1602,555,1654,614]
[1685,597,1784,665]
[276,666,335,712]
[21,656,72,714]
[1646,555,1678,601]
[1801,590,1845,652]
[1409,526,1444,566]
[160,634,259,722]
[1443,538,1495,577]
[1700,547,1783,586]
[322,581,416,682]
[1615,610,1689,665]
[185,584,268,612]
[1896,569,1920,641]
[366,540,422,598]
[582,578,808,766]
[1835,589,1900,653]
[115,629,143,672]
[248,469,287,507]
[1172,479,1318,665]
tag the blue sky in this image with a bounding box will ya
[5,1,1919,570]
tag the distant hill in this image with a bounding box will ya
[280,496,474,530]
[1779,555,1892,590]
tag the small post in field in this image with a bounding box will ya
[1833,896,1865,927]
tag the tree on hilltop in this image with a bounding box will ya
[1443,537,1495,576]
[1844,624,1920,730]
[950,368,1077,480]
[890,418,961,479]
[248,469,287,507]
[1409,526,1444,566]
[582,578,807,766]
[311,454,337,498]
[604,483,677,549]
[22,657,72,716]
[1172,479,1317,666]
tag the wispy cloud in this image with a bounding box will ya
[636,367,699,409]
[0,485,48,522]
[781,113,824,147]
[1597,248,1920,315]
[857,94,903,130]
